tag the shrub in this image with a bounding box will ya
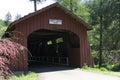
[92,50,120,71]
[111,64,120,71]
[83,63,89,69]
[0,38,27,79]
[100,67,107,71]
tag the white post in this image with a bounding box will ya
[66,57,69,66]
[59,57,61,64]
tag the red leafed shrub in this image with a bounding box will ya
[0,38,27,79]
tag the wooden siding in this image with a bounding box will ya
[9,6,93,71]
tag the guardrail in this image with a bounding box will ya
[29,56,69,66]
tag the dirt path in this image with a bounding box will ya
[37,66,120,80]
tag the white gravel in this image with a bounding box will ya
[39,68,120,80]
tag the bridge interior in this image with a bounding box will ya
[27,29,79,68]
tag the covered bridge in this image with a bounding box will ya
[5,2,93,71]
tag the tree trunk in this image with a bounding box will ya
[99,0,103,68]
[34,0,37,11]
[70,0,73,12]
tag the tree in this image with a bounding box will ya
[0,20,8,38]
[57,0,79,12]
[57,0,90,22]
[99,0,103,68]
[86,0,120,69]
[15,14,21,20]
[4,12,12,26]
[29,0,46,11]
[88,0,120,50]
[70,0,73,12]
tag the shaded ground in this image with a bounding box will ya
[29,65,120,80]
[29,64,73,73]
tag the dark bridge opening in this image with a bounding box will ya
[27,29,79,69]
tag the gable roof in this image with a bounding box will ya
[9,2,92,30]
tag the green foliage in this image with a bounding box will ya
[9,72,38,80]
[92,50,120,71]
[82,63,89,69]
[0,27,7,38]
[87,0,120,50]
[57,0,90,23]
[86,0,120,70]
[57,0,79,11]
[100,67,107,71]
[111,64,120,71]
[82,67,120,77]
[0,20,8,38]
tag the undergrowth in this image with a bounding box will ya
[82,64,120,77]
[8,72,38,80]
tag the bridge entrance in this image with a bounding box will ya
[27,29,79,68]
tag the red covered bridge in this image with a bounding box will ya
[5,2,93,71]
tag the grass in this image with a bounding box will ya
[82,66,120,77]
[8,72,39,80]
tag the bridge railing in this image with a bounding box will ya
[29,56,69,66]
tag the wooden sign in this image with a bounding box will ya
[49,19,62,25]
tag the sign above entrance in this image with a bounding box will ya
[49,19,62,25]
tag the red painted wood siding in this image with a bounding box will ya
[10,6,93,71]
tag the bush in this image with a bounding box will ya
[83,63,89,69]
[0,38,27,79]
[111,64,120,71]
[100,67,107,71]
[92,50,120,71]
